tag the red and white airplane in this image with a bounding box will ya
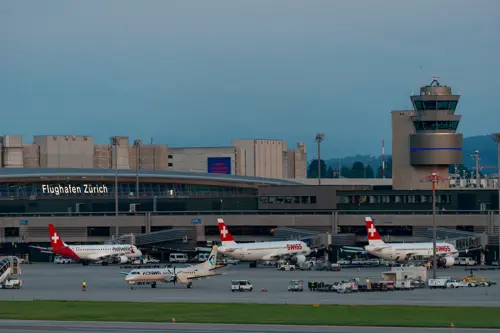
[363,217,458,267]
[30,224,142,266]
[216,218,311,265]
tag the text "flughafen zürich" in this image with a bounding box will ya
[42,184,109,195]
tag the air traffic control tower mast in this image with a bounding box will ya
[392,77,463,190]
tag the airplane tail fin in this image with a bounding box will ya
[217,218,236,246]
[48,224,67,249]
[197,245,218,270]
[365,217,385,245]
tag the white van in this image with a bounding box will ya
[231,280,253,292]
[457,257,477,266]
[169,253,188,263]
[54,256,73,264]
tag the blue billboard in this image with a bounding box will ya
[207,157,231,174]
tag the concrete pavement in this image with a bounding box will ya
[0,320,496,333]
[1,263,499,306]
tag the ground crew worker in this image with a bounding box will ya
[82,281,86,292]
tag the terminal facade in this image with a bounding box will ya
[0,78,499,264]
[0,135,307,179]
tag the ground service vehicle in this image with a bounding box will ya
[198,253,209,262]
[457,257,477,266]
[428,278,450,289]
[169,253,188,263]
[132,255,160,264]
[54,256,73,264]
[231,280,253,292]
[288,280,303,292]
[1,278,22,289]
[278,264,295,271]
[446,280,461,288]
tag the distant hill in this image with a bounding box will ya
[325,135,499,174]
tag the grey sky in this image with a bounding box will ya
[1,0,499,158]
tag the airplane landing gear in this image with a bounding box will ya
[151,282,157,289]
[82,261,90,266]
[101,261,109,266]
[249,261,257,268]
[187,282,193,289]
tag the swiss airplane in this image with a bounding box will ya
[123,245,224,289]
[363,217,459,267]
[30,224,142,266]
[216,218,311,265]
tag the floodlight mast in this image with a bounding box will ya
[421,172,447,279]
[315,134,325,185]
[493,134,500,263]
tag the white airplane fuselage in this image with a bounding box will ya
[125,267,214,284]
[66,245,142,262]
[218,241,311,261]
[364,242,459,261]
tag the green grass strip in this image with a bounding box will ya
[0,301,498,328]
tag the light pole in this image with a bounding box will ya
[421,172,446,279]
[493,134,500,262]
[315,133,325,185]
[134,140,141,199]
[112,137,119,216]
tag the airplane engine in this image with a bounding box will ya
[291,254,306,265]
[439,256,455,267]
[113,256,129,264]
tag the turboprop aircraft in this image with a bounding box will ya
[122,246,224,289]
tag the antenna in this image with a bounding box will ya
[471,150,481,188]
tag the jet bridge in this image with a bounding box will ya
[273,227,321,241]
[0,256,21,285]
[424,228,486,252]
[106,228,189,246]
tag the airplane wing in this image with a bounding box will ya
[261,254,282,261]
[341,246,367,254]
[153,247,197,253]
[185,272,225,281]
[29,245,54,254]
[88,252,124,261]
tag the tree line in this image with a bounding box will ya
[307,159,393,179]
[307,159,480,179]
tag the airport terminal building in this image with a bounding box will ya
[0,78,499,264]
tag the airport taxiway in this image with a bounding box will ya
[1,263,500,306]
[0,320,496,333]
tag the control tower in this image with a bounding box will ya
[392,77,463,190]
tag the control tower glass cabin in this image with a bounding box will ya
[409,77,463,167]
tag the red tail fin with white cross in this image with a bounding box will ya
[365,217,385,245]
[48,224,67,250]
[217,218,236,246]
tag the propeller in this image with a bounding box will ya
[172,266,177,285]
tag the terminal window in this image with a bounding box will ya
[413,100,458,111]
[4,227,19,237]
[338,194,452,205]
[413,121,459,131]
[87,227,110,237]
[259,196,317,205]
